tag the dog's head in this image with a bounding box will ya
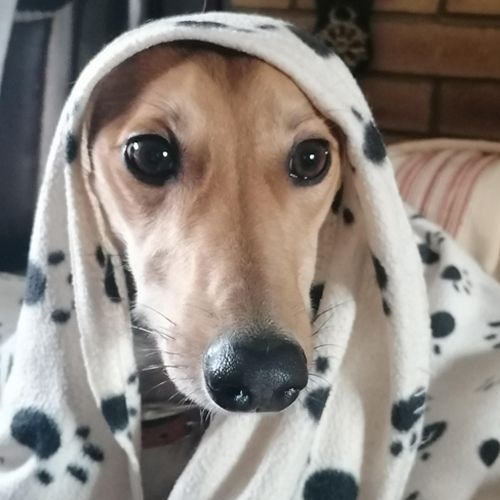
[87,42,343,413]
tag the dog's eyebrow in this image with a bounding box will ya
[135,98,184,128]
[286,110,323,131]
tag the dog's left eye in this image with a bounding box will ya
[123,134,180,185]
[289,139,331,186]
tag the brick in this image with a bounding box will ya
[297,0,439,12]
[446,0,500,15]
[231,0,290,8]
[295,0,314,8]
[372,19,500,79]
[374,0,439,13]
[361,76,433,133]
[439,81,500,140]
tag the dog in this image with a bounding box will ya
[87,41,343,498]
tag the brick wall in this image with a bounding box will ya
[231,0,500,143]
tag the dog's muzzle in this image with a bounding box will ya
[203,327,308,412]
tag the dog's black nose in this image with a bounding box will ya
[203,329,308,412]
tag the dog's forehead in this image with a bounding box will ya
[90,42,320,133]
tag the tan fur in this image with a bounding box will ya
[87,42,342,411]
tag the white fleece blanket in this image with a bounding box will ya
[1,12,500,500]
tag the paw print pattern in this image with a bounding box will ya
[315,357,329,374]
[39,250,74,325]
[479,439,500,467]
[9,406,105,487]
[392,388,426,433]
[440,265,472,294]
[418,231,445,265]
[305,387,331,422]
[484,321,500,350]
[10,408,61,459]
[303,468,359,500]
[389,388,427,458]
[101,394,129,433]
[431,311,456,356]
[24,262,47,305]
[418,421,447,461]
[404,492,420,500]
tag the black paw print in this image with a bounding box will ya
[9,407,105,487]
[441,265,472,294]
[391,387,427,432]
[418,421,447,461]
[484,321,500,350]
[418,231,445,265]
[389,388,427,459]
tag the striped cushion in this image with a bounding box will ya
[390,139,500,280]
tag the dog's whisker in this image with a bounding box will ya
[199,406,213,426]
[163,376,194,389]
[184,302,218,320]
[157,350,185,357]
[313,343,343,350]
[137,347,166,356]
[200,405,213,419]
[313,299,354,323]
[177,388,203,407]
[141,349,183,358]
[313,306,336,322]
[312,318,334,337]
[132,322,174,335]
[307,299,352,338]
[144,375,195,397]
[81,251,116,258]
[137,303,177,327]
[308,372,330,385]
[166,390,184,404]
[312,326,328,337]
[143,378,175,397]
[142,330,175,343]
[140,363,188,372]
[132,325,175,341]
[311,303,350,337]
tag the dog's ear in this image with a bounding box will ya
[85,67,139,148]
[86,44,173,146]
[79,71,131,254]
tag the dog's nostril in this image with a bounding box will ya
[205,378,253,411]
[223,385,252,411]
[203,328,308,413]
[282,387,300,402]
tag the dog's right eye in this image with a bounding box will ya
[123,134,180,185]
[288,139,331,186]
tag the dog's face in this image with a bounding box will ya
[88,43,342,413]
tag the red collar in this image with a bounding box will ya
[141,408,204,448]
